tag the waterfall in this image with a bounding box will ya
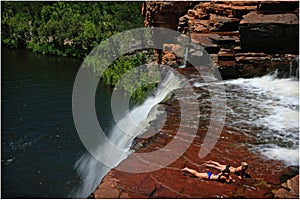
[178,30,190,69]
[289,59,293,78]
[73,70,185,198]
[295,56,299,79]
[288,56,299,79]
[178,44,189,69]
[184,45,189,68]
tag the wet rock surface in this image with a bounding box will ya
[92,67,299,199]
[92,2,299,198]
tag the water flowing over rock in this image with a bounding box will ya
[88,1,299,198]
[92,67,298,198]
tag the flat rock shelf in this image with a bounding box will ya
[92,67,298,199]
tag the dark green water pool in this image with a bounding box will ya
[1,47,113,198]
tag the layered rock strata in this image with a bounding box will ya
[145,1,299,79]
[239,12,298,54]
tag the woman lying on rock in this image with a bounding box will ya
[182,167,234,183]
[204,160,250,179]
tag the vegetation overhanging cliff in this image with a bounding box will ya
[92,1,299,199]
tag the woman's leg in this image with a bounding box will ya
[207,160,221,166]
[204,163,224,171]
[182,167,206,179]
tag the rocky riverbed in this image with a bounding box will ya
[92,67,298,199]
[91,1,299,198]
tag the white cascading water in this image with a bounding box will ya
[223,73,299,166]
[178,30,190,69]
[178,46,189,69]
[193,71,299,166]
[73,70,185,198]
[74,65,299,198]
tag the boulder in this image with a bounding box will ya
[218,50,235,62]
[143,1,198,30]
[209,14,240,31]
[231,5,258,18]
[239,12,299,54]
[190,33,220,54]
[258,1,299,14]
[274,174,299,199]
[162,51,178,68]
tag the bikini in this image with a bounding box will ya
[225,165,231,171]
[208,165,231,181]
[217,173,227,181]
[227,165,247,177]
[206,171,219,180]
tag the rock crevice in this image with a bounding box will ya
[144,1,299,79]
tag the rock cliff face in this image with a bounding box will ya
[144,1,299,79]
[142,1,198,30]
[92,1,299,199]
[239,12,298,54]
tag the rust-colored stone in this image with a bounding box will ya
[93,178,120,199]
[169,1,299,78]
[275,175,299,198]
[92,2,299,198]
[239,12,299,54]
[92,68,298,199]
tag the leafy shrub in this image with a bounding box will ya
[1,1,144,58]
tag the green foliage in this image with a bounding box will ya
[1,6,31,47]
[101,52,159,103]
[130,83,156,105]
[1,1,144,57]
[102,52,146,85]
[81,48,157,102]
[1,1,155,103]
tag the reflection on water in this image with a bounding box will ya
[2,47,298,198]
[1,47,113,198]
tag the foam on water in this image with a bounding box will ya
[254,145,299,166]
[224,74,299,166]
[74,72,299,197]
[194,73,299,166]
[74,70,185,198]
[259,107,298,131]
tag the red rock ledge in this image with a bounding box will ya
[144,1,299,79]
[92,67,298,199]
